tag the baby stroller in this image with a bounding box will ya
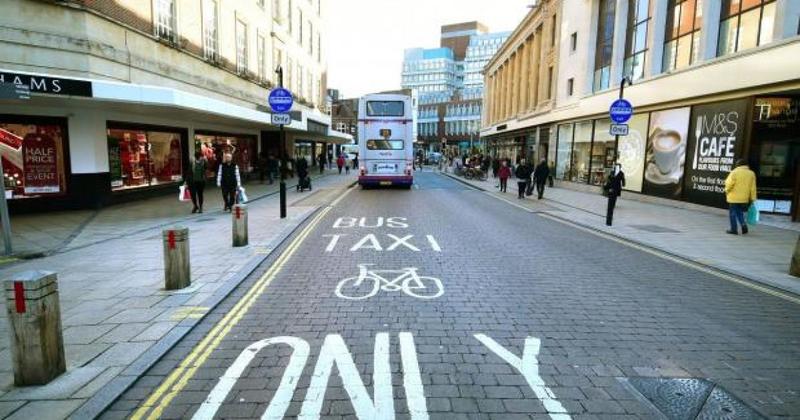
[297,176,312,192]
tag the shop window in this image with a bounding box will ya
[555,123,574,180]
[0,118,68,199]
[751,97,800,215]
[663,0,703,72]
[107,126,184,191]
[591,120,618,186]
[718,0,776,56]
[195,133,257,179]
[571,121,594,183]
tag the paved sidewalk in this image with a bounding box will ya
[5,170,341,257]
[0,170,356,419]
[440,169,800,296]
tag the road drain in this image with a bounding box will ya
[619,377,765,419]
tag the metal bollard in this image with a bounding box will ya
[163,227,190,290]
[232,204,248,247]
[790,236,800,277]
[3,271,65,386]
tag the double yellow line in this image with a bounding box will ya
[132,188,351,420]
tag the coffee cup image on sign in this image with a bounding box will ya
[652,129,683,174]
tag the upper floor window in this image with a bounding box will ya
[570,32,577,51]
[257,33,266,81]
[298,9,304,44]
[288,0,293,34]
[308,22,314,55]
[155,0,176,42]
[202,0,218,60]
[718,0,776,56]
[257,0,265,7]
[624,0,650,81]
[663,0,703,72]
[593,0,616,92]
[236,19,248,74]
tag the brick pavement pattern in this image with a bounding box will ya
[103,171,800,419]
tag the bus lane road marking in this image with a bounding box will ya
[131,187,355,420]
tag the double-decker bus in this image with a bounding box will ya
[357,94,414,188]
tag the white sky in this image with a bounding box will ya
[323,0,533,99]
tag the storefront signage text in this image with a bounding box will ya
[22,134,60,194]
[0,72,93,97]
[684,99,749,208]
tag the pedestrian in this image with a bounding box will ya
[336,153,345,174]
[498,160,511,193]
[318,152,326,174]
[548,161,555,187]
[604,163,626,226]
[352,153,359,171]
[724,159,757,235]
[296,155,309,191]
[267,154,277,184]
[533,159,550,200]
[257,152,268,184]
[514,158,532,199]
[216,153,241,212]
[188,151,207,213]
[491,157,500,178]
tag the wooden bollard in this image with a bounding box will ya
[3,271,65,386]
[232,204,248,247]
[790,236,800,277]
[163,227,190,290]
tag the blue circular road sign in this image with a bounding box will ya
[268,88,294,113]
[609,99,633,124]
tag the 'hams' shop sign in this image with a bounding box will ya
[0,72,93,97]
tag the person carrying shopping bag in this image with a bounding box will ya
[188,151,207,213]
[217,153,241,212]
[725,159,757,235]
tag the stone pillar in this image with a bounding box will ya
[519,40,530,113]
[232,204,249,247]
[163,227,191,290]
[4,271,65,386]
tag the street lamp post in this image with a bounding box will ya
[275,65,287,219]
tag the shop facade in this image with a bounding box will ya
[0,70,349,212]
[548,95,800,218]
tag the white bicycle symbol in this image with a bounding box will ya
[335,264,444,300]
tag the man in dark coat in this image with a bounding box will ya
[533,159,550,200]
[605,164,626,226]
[514,159,533,199]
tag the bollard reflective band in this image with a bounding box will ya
[235,207,241,219]
[168,231,176,250]
[13,282,25,313]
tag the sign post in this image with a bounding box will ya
[606,77,633,227]
[269,71,294,219]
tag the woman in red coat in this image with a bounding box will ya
[336,154,345,174]
[497,160,511,193]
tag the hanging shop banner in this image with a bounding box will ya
[683,99,750,208]
[642,107,691,199]
[22,132,60,194]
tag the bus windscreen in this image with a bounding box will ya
[366,101,404,117]
[366,140,404,150]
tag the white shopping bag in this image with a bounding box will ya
[237,186,248,203]
[178,185,191,202]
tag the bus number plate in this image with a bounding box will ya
[380,181,392,186]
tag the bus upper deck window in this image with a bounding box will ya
[366,101,404,117]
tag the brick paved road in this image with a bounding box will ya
[102,171,800,419]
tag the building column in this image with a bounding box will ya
[585,0,601,94]
[511,53,520,117]
[531,33,541,108]
[498,67,505,120]
[647,0,669,78]
[610,0,629,85]
[774,0,800,40]
[519,39,530,113]
[700,0,721,61]
[504,64,512,120]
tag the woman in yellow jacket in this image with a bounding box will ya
[724,159,757,235]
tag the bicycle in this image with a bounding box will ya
[335,264,444,300]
